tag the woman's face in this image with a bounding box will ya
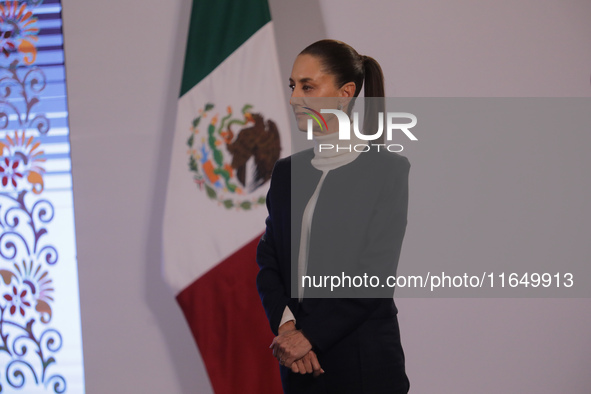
[289,54,355,134]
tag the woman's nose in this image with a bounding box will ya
[290,91,303,106]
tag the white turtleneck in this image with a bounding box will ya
[279,131,365,329]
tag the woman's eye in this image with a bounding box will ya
[302,85,312,91]
[288,84,295,91]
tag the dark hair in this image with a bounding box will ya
[300,40,385,140]
[300,39,384,97]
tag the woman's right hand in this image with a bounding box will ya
[274,322,325,376]
[291,350,324,377]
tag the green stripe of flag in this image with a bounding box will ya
[180,0,272,97]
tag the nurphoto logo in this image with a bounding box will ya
[305,109,418,152]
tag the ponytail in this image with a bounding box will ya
[362,55,386,143]
[362,55,385,98]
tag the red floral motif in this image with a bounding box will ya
[0,29,15,56]
[0,131,45,193]
[0,157,23,187]
[0,260,54,323]
[3,285,31,316]
[0,0,39,64]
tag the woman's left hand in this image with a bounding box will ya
[270,329,313,367]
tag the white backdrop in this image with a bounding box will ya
[62,0,591,393]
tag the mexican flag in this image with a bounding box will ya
[162,0,290,393]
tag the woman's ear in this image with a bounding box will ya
[339,82,356,98]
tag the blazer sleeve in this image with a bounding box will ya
[297,155,410,353]
[256,159,298,336]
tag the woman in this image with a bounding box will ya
[256,39,410,393]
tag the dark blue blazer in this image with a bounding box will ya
[256,147,410,393]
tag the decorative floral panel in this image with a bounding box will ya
[0,1,85,392]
